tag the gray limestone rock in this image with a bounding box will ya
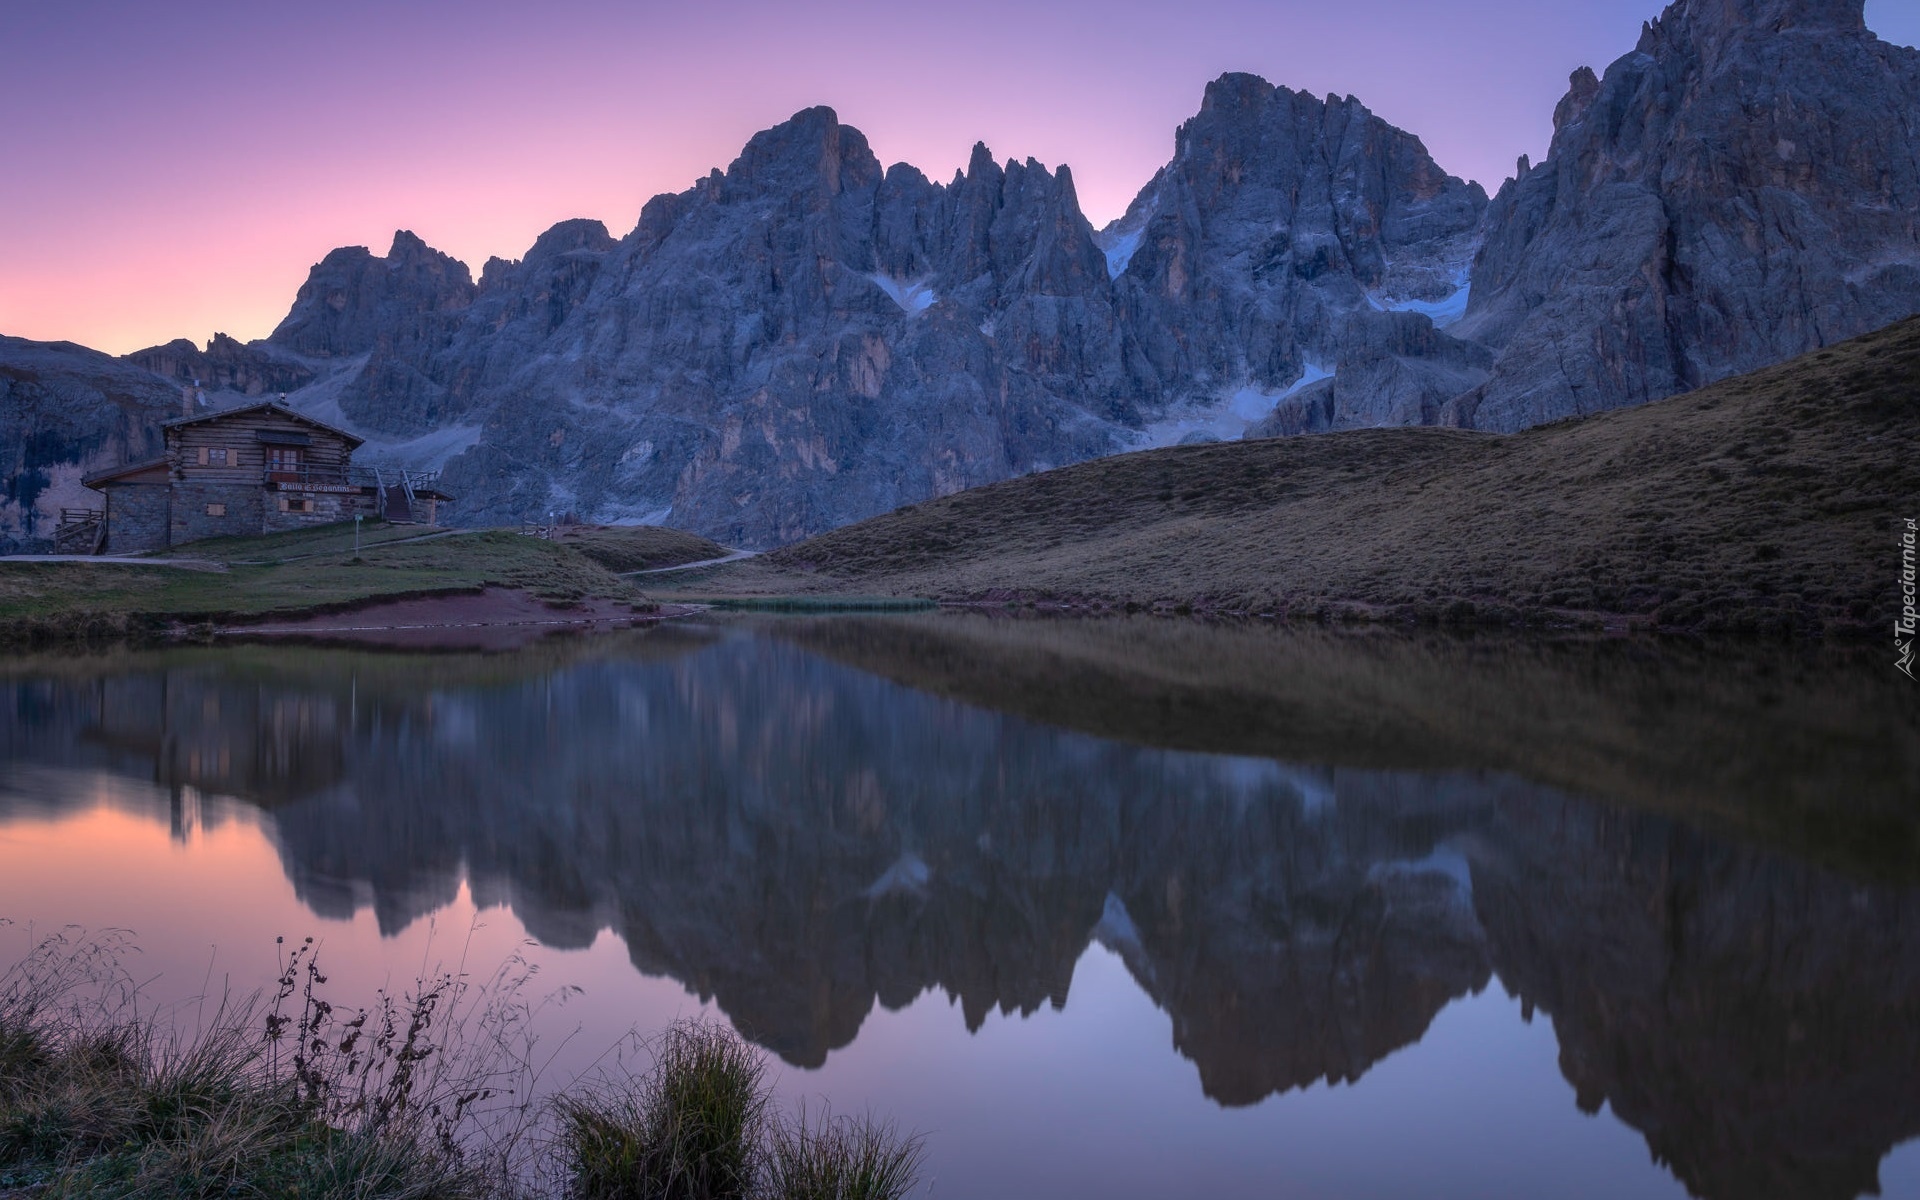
[292,89,1485,545]
[1451,0,1920,429]
[0,336,179,552]
[1249,309,1494,436]
[127,333,314,398]
[270,230,476,361]
[1106,73,1487,406]
[420,110,1142,544]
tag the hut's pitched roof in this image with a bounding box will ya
[162,401,364,449]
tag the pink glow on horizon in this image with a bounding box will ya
[3,0,1916,356]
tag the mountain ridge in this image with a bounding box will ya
[3,0,1915,551]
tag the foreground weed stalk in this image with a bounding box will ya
[1,929,928,1199]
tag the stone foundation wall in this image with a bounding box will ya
[103,483,170,553]
[262,488,377,533]
[169,482,266,546]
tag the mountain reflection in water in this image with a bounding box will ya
[2,616,1917,1200]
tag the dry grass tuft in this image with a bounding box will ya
[558,1020,770,1200]
[0,934,927,1200]
[0,929,538,1199]
[763,1108,925,1200]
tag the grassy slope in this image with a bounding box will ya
[678,318,1920,636]
[550,524,732,573]
[0,523,653,634]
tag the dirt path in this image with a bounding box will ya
[625,549,758,575]
[0,555,226,571]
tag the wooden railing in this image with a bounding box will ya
[261,464,443,490]
[53,508,105,555]
[264,465,355,487]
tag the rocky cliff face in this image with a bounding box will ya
[270,229,477,362]
[4,0,1913,549]
[1111,75,1489,435]
[1452,0,1920,429]
[0,336,180,552]
[223,91,1482,544]
[126,333,315,398]
[418,113,1139,543]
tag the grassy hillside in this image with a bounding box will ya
[549,523,731,573]
[0,523,655,640]
[675,317,1920,637]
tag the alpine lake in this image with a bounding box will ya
[2,612,1916,1200]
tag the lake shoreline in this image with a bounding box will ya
[0,525,719,649]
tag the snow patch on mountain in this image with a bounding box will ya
[276,359,482,471]
[366,423,485,471]
[1095,200,1157,280]
[1101,227,1147,280]
[1093,891,1142,954]
[864,851,932,899]
[868,273,937,314]
[1276,767,1338,816]
[1367,265,1471,327]
[1368,843,1475,902]
[1133,362,1334,448]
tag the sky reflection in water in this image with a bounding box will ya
[2,616,1917,1199]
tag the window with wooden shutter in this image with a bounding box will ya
[206,503,226,517]
[197,446,208,465]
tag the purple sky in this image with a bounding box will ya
[3,0,1915,355]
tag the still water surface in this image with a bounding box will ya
[2,616,1918,1199]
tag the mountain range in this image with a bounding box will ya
[3,0,1916,550]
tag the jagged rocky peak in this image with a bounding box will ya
[269,229,476,358]
[538,216,615,250]
[1104,71,1487,417]
[1455,0,1919,431]
[1551,67,1601,133]
[486,217,615,279]
[385,228,471,285]
[1646,0,1867,46]
[402,103,1131,547]
[722,105,884,199]
[1145,72,1486,284]
[466,219,620,352]
[975,160,1107,300]
[125,332,314,396]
